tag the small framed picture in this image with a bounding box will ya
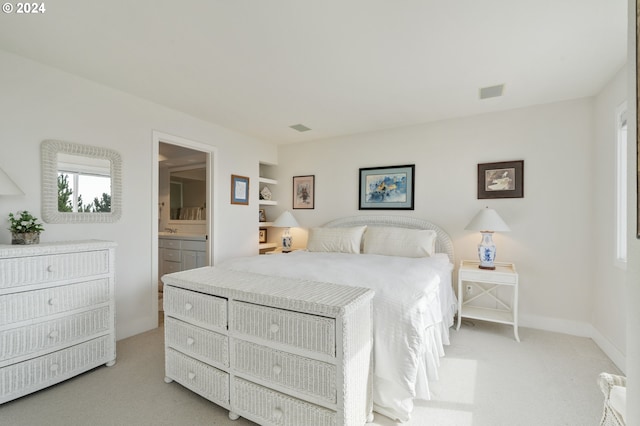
[477,160,524,199]
[230,174,250,205]
[259,228,267,243]
[359,164,415,210]
[293,175,315,209]
[259,208,266,222]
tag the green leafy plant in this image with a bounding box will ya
[8,211,45,234]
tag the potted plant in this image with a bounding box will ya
[8,210,45,245]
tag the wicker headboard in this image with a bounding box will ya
[322,215,455,263]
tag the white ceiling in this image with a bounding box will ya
[0,0,628,144]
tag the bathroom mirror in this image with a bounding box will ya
[168,166,206,221]
[41,140,122,223]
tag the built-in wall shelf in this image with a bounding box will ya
[259,177,278,185]
[259,242,278,250]
[259,162,278,254]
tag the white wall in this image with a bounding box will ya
[592,65,628,370]
[276,98,597,334]
[625,1,639,423]
[0,51,276,340]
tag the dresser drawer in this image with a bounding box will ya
[232,377,336,426]
[0,279,111,326]
[163,249,182,262]
[0,306,111,363]
[165,317,229,368]
[164,286,227,330]
[232,338,336,404]
[0,335,114,404]
[161,239,182,250]
[0,250,111,290]
[165,347,229,407]
[231,301,336,357]
[162,260,182,275]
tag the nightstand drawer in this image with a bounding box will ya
[460,270,517,284]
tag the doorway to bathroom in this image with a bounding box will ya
[152,131,216,326]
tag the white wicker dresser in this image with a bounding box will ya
[0,240,117,404]
[162,267,375,426]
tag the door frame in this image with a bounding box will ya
[151,130,217,325]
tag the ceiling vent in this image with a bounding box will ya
[479,84,505,100]
[289,123,312,132]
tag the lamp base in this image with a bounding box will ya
[478,265,496,270]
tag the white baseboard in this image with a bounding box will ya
[590,326,626,373]
[519,313,592,337]
[520,313,626,373]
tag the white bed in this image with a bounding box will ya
[219,215,457,422]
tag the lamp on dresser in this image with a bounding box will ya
[272,210,299,252]
[465,206,510,270]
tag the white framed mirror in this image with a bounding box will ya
[41,140,122,223]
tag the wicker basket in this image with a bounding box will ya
[11,232,40,245]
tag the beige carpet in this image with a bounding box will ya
[0,319,621,426]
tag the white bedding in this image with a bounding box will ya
[219,250,456,422]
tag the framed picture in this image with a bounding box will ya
[259,208,266,222]
[293,175,315,209]
[359,164,415,210]
[230,174,249,205]
[259,228,267,243]
[477,160,524,199]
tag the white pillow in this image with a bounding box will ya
[306,226,367,254]
[363,226,437,258]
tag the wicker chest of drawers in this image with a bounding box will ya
[0,240,117,404]
[162,267,374,426]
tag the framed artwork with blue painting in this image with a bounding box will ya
[359,164,415,210]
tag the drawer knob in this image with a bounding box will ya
[48,298,57,306]
[188,371,196,380]
[185,303,193,311]
[186,337,195,346]
[270,323,279,333]
[50,364,59,372]
[272,364,282,375]
[46,265,55,273]
[48,330,59,339]
[272,408,283,420]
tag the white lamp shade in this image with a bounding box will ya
[465,207,510,232]
[272,211,299,228]
[0,167,23,195]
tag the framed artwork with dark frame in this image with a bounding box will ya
[477,160,524,199]
[293,175,315,209]
[259,228,267,243]
[359,164,415,210]
[230,174,249,205]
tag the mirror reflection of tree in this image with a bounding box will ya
[58,173,111,213]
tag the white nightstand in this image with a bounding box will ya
[456,260,520,341]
